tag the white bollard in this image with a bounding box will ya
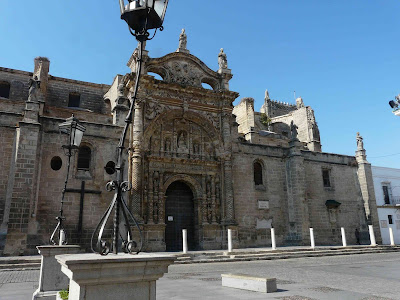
[182,229,188,254]
[389,227,395,246]
[341,227,347,247]
[228,229,233,253]
[310,228,315,249]
[369,225,377,246]
[59,229,66,246]
[271,228,276,250]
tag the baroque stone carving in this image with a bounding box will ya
[145,100,169,121]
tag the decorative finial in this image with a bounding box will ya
[265,89,270,100]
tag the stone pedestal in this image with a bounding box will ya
[32,245,81,300]
[56,253,176,300]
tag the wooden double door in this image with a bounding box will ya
[165,181,195,251]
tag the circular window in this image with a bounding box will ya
[51,156,62,171]
[105,161,116,175]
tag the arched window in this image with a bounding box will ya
[77,146,91,170]
[254,161,263,186]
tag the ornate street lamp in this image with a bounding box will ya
[91,0,169,255]
[119,0,169,39]
[50,114,86,245]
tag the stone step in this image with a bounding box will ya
[0,262,41,270]
[175,247,400,264]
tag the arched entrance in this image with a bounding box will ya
[165,181,195,251]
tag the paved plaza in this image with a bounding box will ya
[0,252,399,299]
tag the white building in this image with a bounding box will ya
[371,166,400,245]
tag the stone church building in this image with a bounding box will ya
[0,33,380,255]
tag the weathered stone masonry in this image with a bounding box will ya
[0,36,381,255]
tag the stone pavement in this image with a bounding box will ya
[0,252,399,299]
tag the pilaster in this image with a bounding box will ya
[285,140,308,245]
[356,149,381,242]
[3,121,41,255]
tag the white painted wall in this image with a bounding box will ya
[372,166,400,245]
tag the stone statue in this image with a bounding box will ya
[193,142,200,154]
[265,89,270,100]
[178,29,187,50]
[290,120,298,140]
[177,131,187,149]
[218,48,228,69]
[28,76,40,102]
[164,138,171,152]
[356,132,364,150]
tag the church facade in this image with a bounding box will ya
[0,33,380,255]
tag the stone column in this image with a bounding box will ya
[211,175,217,224]
[221,111,235,224]
[56,253,175,300]
[285,139,308,245]
[131,99,144,220]
[355,133,381,243]
[158,172,165,224]
[202,175,208,224]
[148,171,154,224]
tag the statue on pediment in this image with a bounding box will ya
[178,29,187,50]
[218,48,228,69]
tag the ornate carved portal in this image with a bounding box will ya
[136,110,226,249]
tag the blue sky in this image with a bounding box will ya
[1,1,400,168]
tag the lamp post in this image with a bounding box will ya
[92,0,169,255]
[50,114,86,245]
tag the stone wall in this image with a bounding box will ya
[232,143,289,247]
[46,77,110,114]
[232,141,371,248]
[34,118,121,252]
[0,68,31,103]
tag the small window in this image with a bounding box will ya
[68,92,80,108]
[50,156,62,171]
[104,161,116,175]
[382,185,391,205]
[254,161,263,186]
[388,215,393,225]
[77,146,91,170]
[0,82,10,99]
[322,169,331,187]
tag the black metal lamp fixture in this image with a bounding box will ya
[91,0,169,255]
[50,115,86,245]
[389,94,400,111]
[119,0,169,39]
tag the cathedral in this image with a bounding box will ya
[0,31,380,255]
